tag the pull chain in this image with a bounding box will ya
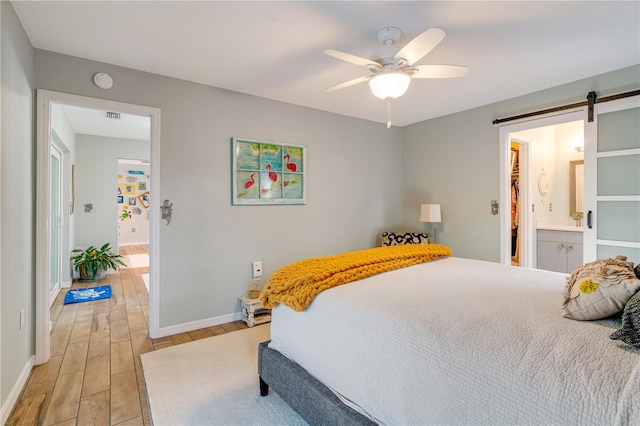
[386,100,392,128]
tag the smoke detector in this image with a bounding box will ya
[92,72,113,90]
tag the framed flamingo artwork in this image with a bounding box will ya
[231,137,306,205]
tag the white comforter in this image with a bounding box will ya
[269,257,640,425]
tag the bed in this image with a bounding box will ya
[258,250,640,425]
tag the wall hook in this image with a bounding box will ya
[161,199,173,225]
[491,200,499,215]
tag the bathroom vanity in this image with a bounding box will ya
[536,226,583,273]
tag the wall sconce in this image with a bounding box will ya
[420,204,442,244]
[575,145,584,153]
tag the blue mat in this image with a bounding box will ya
[64,285,112,305]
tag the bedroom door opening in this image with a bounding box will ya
[499,110,585,269]
[36,90,161,364]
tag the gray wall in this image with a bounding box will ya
[400,65,640,261]
[34,49,403,328]
[1,0,35,410]
[74,135,150,254]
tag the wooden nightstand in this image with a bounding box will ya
[238,295,271,327]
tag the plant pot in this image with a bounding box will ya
[78,265,107,282]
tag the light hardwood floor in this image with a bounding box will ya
[7,245,249,425]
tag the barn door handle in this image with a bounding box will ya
[587,210,593,229]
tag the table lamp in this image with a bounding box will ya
[420,204,442,244]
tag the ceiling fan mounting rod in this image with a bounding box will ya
[377,27,402,46]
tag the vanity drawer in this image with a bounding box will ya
[537,230,582,244]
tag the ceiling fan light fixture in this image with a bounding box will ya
[369,72,411,100]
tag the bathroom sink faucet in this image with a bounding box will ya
[574,214,583,227]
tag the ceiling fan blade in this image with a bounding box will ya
[411,65,469,79]
[325,49,380,68]
[395,28,446,66]
[325,75,372,92]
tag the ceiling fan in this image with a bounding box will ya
[325,27,469,127]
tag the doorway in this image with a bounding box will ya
[118,158,151,291]
[36,90,161,365]
[499,110,585,268]
[509,140,526,266]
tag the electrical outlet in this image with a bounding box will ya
[252,261,263,280]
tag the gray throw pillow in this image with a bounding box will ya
[610,290,640,349]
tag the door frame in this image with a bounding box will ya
[498,108,585,267]
[36,90,161,364]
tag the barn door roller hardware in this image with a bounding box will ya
[587,91,597,122]
[492,89,639,125]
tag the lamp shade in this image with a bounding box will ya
[369,72,411,100]
[420,204,441,223]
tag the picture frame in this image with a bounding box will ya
[231,137,306,205]
[122,183,136,195]
[138,191,149,208]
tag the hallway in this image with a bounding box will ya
[8,245,248,425]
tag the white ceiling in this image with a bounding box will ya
[13,1,640,128]
[60,104,151,141]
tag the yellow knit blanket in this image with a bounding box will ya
[260,244,452,312]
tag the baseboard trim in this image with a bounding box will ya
[119,241,150,247]
[1,355,35,424]
[153,312,242,338]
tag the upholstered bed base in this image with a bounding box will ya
[258,341,375,426]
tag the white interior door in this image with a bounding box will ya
[583,96,640,262]
[49,145,63,305]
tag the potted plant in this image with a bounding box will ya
[71,243,127,281]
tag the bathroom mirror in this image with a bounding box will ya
[569,160,584,217]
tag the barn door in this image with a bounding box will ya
[583,96,640,262]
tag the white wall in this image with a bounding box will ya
[74,135,150,255]
[513,120,584,223]
[1,0,35,414]
[401,65,640,262]
[553,121,584,219]
[35,49,403,329]
[514,125,555,221]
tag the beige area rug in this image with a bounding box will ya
[141,325,307,425]
[123,253,149,268]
